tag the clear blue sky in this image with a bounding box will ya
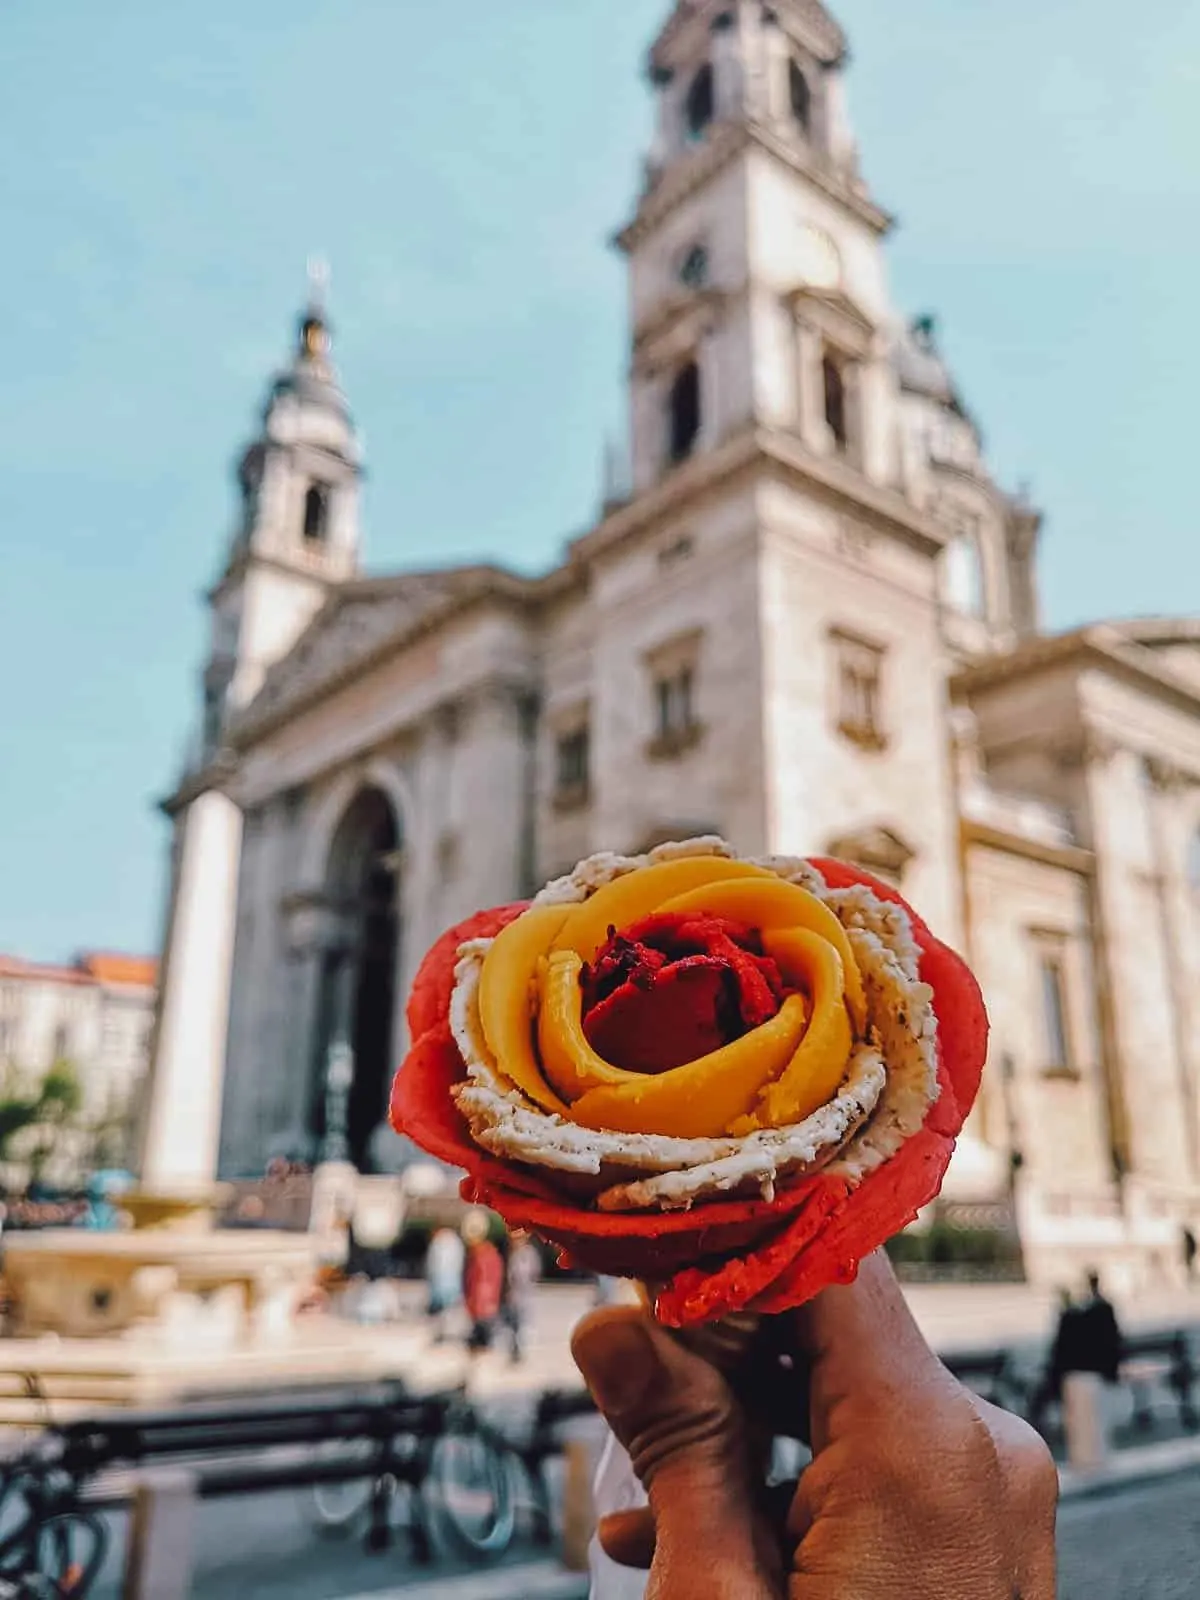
[2,0,1198,961]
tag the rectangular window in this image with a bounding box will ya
[645,630,704,759]
[556,728,589,792]
[52,1022,70,1062]
[553,720,590,810]
[655,667,694,741]
[652,666,699,752]
[831,629,886,750]
[1040,956,1072,1071]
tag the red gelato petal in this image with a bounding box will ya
[744,1127,954,1316]
[404,903,528,1045]
[617,912,784,1029]
[584,958,732,1072]
[653,1177,850,1325]
[809,858,988,1131]
[390,1025,578,1206]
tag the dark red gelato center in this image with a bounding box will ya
[580,912,787,1075]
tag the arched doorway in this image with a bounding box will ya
[313,786,402,1170]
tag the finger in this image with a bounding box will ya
[572,1307,783,1598]
[971,1397,1059,1600]
[599,1507,656,1570]
[787,1252,953,1446]
[596,1477,801,1578]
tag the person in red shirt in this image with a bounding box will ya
[461,1208,504,1353]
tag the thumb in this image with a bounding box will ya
[571,1308,782,1600]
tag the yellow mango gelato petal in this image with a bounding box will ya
[551,856,774,963]
[477,906,571,1114]
[656,877,868,1036]
[733,929,853,1132]
[568,994,810,1140]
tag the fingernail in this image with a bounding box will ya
[574,1318,662,1416]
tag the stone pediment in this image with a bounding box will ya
[1106,619,1200,696]
[231,570,488,744]
[787,284,876,356]
[826,824,916,885]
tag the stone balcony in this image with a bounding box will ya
[961,780,1078,849]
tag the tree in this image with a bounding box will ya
[39,1059,82,1123]
[0,1060,85,1188]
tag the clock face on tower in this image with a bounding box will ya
[797,224,842,291]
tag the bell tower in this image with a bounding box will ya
[202,273,362,760]
[620,0,896,496]
[141,276,362,1195]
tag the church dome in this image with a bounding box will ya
[893,314,966,416]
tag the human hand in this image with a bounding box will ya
[570,1252,1058,1599]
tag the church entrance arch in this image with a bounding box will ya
[312,786,402,1170]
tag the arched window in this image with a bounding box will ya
[303,483,329,544]
[667,362,702,464]
[945,530,987,617]
[823,354,848,450]
[684,64,715,141]
[679,243,709,290]
[789,59,811,132]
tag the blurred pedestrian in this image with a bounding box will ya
[1183,1225,1197,1284]
[462,1209,504,1354]
[501,1230,541,1364]
[424,1226,465,1344]
[1030,1270,1123,1430]
[1076,1268,1123,1381]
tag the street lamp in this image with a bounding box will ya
[322,1037,354,1165]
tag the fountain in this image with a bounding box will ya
[0,1040,443,1425]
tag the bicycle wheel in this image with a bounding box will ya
[426,1427,515,1558]
[308,1479,375,1533]
[34,1512,108,1597]
[303,1440,378,1535]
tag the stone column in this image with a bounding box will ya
[141,788,243,1191]
[278,894,350,1156]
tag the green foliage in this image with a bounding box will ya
[0,1059,86,1171]
[39,1059,83,1120]
[0,1094,43,1155]
[886,1220,1015,1269]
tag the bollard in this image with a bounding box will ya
[1062,1371,1109,1472]
[123,1467,197,1600]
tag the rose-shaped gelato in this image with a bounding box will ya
[392,838,987,1326]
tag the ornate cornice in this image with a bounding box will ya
[227,568,561,750]
[571,423,945,567]
[616,122,745,254]
[961,819,1095,878]
[160,752,239,818]
[616,119,890,255]
[952,625,1200,718]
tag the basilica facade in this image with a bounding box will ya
[144,0,1200,1291]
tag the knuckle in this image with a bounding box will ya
[1006,1423,1060,1515]
[626,1375,743,1487]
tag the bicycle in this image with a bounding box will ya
[424,1387,598,1560]
[0,1432,109,1599]
[305,1386,515,1561]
